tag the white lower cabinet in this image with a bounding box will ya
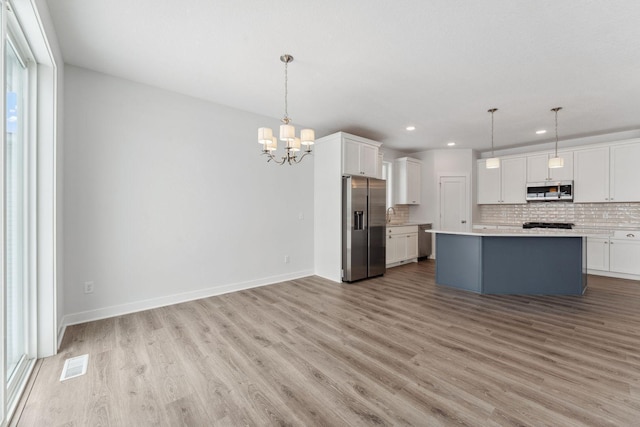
[609,236,640,275]
[386,226,418,266]
[587,237,610,272]
[587,231,640,277]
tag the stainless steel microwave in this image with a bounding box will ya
[526,180,573,202]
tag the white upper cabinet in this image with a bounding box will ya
[610,142,640,202]
[575,141,640,203]
[477,157,526,204]
[574,146,610,202]
[526,152,574,182]
[477,160,501,204]
[394,157,422,204]
[501,157,527,203]
[342,137,380,178]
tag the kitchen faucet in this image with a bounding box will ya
[386,206,396,223]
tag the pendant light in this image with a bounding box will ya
[258,54,315,165]
[486,108,500,169]
[548,107,564,169]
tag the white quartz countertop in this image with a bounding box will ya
[386,223,430,227]
[425,229,611,238]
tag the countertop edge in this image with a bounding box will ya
[426,229,609,238]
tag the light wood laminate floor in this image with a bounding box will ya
[13,261,640,426]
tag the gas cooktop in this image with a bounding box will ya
[522,222,574,229]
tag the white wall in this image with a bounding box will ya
[62,66,313,325]
[407,149,476,228]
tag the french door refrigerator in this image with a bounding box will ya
[342,176,386,282]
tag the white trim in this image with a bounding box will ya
[587,269,640,281]
[11,0,59,358]
[58,270,314,340]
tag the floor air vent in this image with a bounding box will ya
[60,354,89,381]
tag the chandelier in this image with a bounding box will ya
[485,108,500,169]
[548,107,564,168]
[258,54,314,165]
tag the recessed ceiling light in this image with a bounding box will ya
[406,126,416,131]
[536,130,547,134]
[447,142,456,146]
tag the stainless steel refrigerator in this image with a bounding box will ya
[342,176,386,282]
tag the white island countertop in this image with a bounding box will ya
[425,229,611,238]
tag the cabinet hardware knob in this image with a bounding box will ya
[628,234,635,238]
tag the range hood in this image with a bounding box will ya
[526,180,573,202]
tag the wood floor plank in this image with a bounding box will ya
[13,260,640,426]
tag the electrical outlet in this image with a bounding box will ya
[284,255,290,264]
[84,281,94,294]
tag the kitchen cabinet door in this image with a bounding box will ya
[609,238,640,275]
[394,157,422,204]
[342,139,362,176]
[477,160,501,204]
[406,233,418,259]
[386,234,405,264]
[610,142,640,202]
[574,147,609,202]
[342,138,379,177]
[501,157,527,203]
[550,152,574,181]
[360,143,378,177]
[586,237,609,271]
[526,154,550,182]
[527,153,573,182]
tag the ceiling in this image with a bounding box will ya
[45,0,640,153]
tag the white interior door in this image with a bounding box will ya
[439,176,468,232]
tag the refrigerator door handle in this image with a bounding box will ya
[354,211,364,231]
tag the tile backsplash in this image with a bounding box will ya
[387,204,410,224]
[479,203,640,229]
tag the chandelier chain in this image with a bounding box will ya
[282,57,291,124]
[284,59,289,121]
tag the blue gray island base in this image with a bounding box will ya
[435,233,587,295]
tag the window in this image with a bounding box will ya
[2,5,40,422]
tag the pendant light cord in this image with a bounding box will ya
[491,111,494,157]
[488,108,498,157]
[551,107,562,157]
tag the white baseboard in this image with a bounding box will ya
[587,269,640,281]
[57,270,313,345]
[57,323,66,350]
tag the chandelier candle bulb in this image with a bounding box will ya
[267,137,277,151]
[291,137,301,152]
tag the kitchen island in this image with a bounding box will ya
[427,229,590,295]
